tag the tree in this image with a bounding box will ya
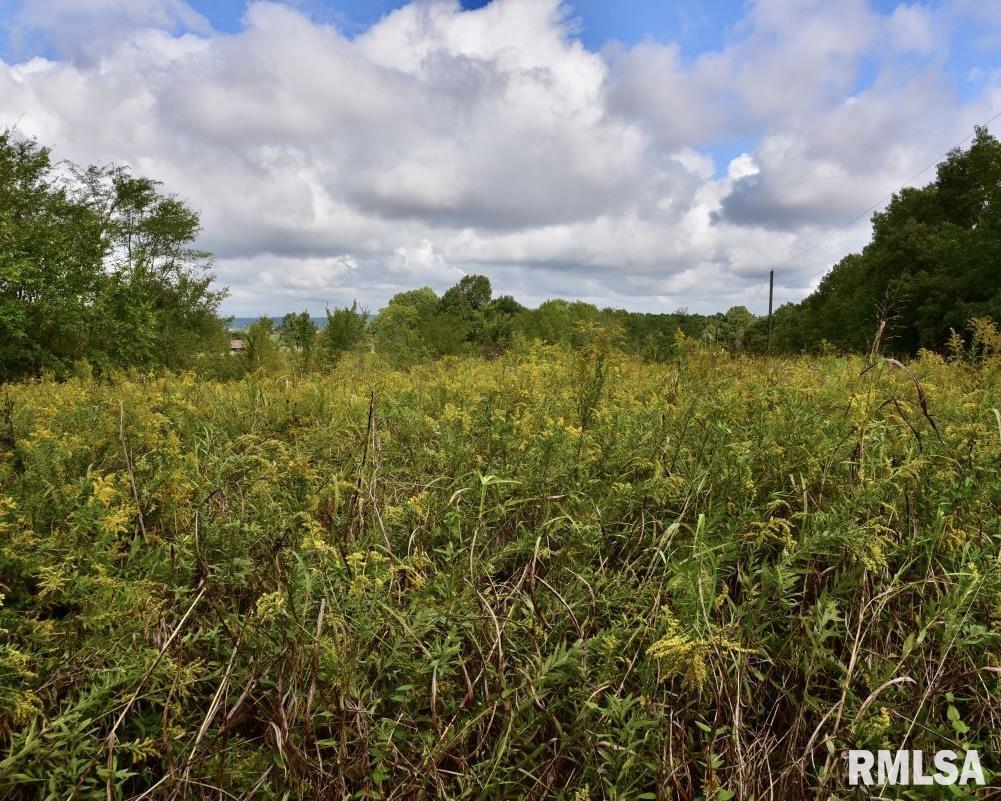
[88,169,227,368]
[281,311,318,367]
[0,129,227,379]
[719,306,757,350]
[320,302,368,363]
[372,302,428,368]
[244,317,280,372]
[0,132,107,377]
[422,312,470,356]
[386,287,439,318]
[515,299,574,343]
[371,288,439,368]
[488,295,525,317]
[434,274,492,351]
[769,127,1001,355]
[439,275,492,319]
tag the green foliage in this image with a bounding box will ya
[769,127,1001,355]
[2,347,999,798]
[439,274,492,318]
[517,298,576,343]
[372,279,506,362]
[0,130,227,380]
[371,300,432,369]
[280,311,319,369]
[361,276,751,370]
[488,294,525,317]
[717,305,756,349]
[320,301,369,363]
[0,131,107,376]
[243,316,282,372]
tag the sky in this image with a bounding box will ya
[1,0,999,316]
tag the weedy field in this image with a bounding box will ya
[1,334,1000,800]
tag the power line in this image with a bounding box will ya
[780,108,1001,269]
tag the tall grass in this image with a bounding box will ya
[1,339,999,799]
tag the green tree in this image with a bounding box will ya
[437,275,494,351]
[244,317,280,371]
[515,299,574,343]
[718,306,757,350]
[488,295,525,317]
[0,130,227,379]
[372,303,428,368]
[371,288,440,368]
[89,169,227,367]
[439,274,492,319]
[477,295,525,354]
[387,287,439,318]
[0,132,107,377]
[320,302,368,363]
[770,127,1001,355]
[422,312,470,356]
[280,311,318,367]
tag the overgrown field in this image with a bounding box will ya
[1,342,1000,799]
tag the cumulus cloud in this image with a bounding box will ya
[2,0,999,314]
[885,4,938,54]
[4,0,211,62]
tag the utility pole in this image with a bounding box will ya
[767,269,774,357]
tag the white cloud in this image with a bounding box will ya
[727,154,758,181]
[6,0,210,63]
[391,240,464,283]
[886,4,937,54]
[1,0,999,314]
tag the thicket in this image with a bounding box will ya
[2,328,1000,799]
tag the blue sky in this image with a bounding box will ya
[3,1,997,118]
[111,0,750,53]
[8,0,992,79]
[2,0,999,315]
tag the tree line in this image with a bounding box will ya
[4,125,1000,381]
[236,280,758,373]
[760,126,1001,355]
